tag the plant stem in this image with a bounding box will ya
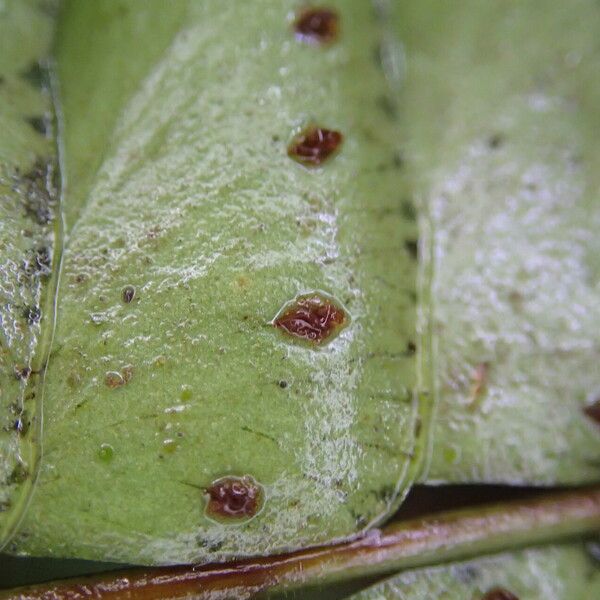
[4,486,600,600]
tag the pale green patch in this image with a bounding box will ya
[395,0,600,484]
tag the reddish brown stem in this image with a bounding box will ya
[3,487,600,600]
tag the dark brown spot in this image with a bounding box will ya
[278,380,288,389]
[584,399,600,427]
[122,285,136,304]
[404,239,418,259]
[407,340,417,355]
[288,126,343,166]
[488,133,504,149]
[274,292,347,344]
[481,589,519,600]
[14,366,31,380]
[205,476,263,521]
[294,7,338,45]
[23,306,41,325]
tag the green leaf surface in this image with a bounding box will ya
[351,543,600,600]
[7,0,424,565]
[394,0,600,484]
[2,0,600,577]
[0,0,58,549]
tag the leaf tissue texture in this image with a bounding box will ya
[9,0,423,564]
[0,0,58,550]
[395,0,600,484]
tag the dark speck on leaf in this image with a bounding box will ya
[122,285,136,304]
[14,415,30,436]
[488,133,504,149]
[294,7,339,45]
[23,306,41,325]
[407,340,417,355]
[278,380,288,389]
[404,239,418,259]
[26,115,48,136]
[584,399,600,427]
[14,366,31,380]
[196,537,224,552]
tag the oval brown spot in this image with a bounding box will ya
[105,371,125,389]
[273,292,348,344]
[584,398,600,427]
[482,588,519,600]
[205,475,263,522]
[288,126,342,166]
[294,7,338,45]
[122,285,136,304]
